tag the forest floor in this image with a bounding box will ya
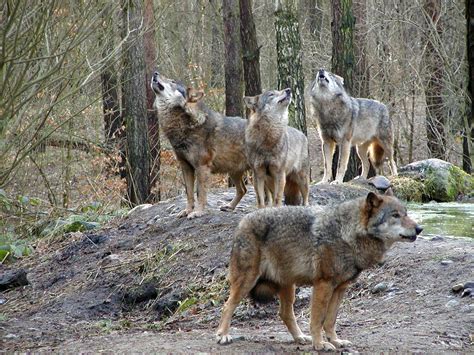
[2,183,473,353]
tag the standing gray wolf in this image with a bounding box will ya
[307,69,398,184]
[216,190,422,351]
[151,71,248,219]
[244,88,309,208]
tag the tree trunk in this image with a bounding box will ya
[223,0,244,117]
[100,6,125,178]
[305,0,324,77]
[209,0,223,89]
[144,0,160,201]
[465,0,473,173]
[353,0,369,98]
[423,0,446,159]
[240,0,262,99]
[121,0,150,206]
[331,0,359,181]
[275,0,307,135]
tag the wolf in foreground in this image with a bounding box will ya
[151,71,248,219]
[216,190,422,351]
[244,88,309,208]
[307,69,398,184]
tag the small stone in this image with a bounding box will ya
[4,334,18,339]
[0,298,6,305]
[452,284,464,293]
[445,299,460,308]
[440,260,453,266]
[430,236,444,242]
[461,288,473,298]
[371,282,389,294]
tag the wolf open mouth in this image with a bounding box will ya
[400,234,417,241]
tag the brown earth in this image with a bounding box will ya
[1,183,473,353]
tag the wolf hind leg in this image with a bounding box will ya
[323,282,352,348]
[221,172,247,211]
[278,284,311,344]
[216,263,260,344]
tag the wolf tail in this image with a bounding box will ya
[249,279,280,303]
[284,177,302,206]
[369,141,385,168]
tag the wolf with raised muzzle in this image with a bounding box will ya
[307,69,398,184]
[151,71,248,219]
[244,88,309,208]
[216,190,422,351]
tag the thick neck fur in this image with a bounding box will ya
[246,111,287,147]
[331,198,390,269]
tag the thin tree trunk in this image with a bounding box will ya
[223,0,244,117]
[465,0,473,173]
[144,0,160,201]
[209,0,223,88]
[423,0,446,159]
[275,0,307,135]
[305,0,324,77]
[240,0,262,98]
[121,0,150,206]
[331,0,358,181]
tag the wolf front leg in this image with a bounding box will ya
[334,140,351,184]
[177,160,195,218]
[310,280,337,351]
[272,169,286,207]
[319,140,335,184]
[323,282,352,348]
[188,165,210,219]
[253,167,267,208]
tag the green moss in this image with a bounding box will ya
[424,165,474,202]
[391,176,425,202]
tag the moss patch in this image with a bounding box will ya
[391,176,425,202]
[424,165,474,202]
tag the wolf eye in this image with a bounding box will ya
[392,212,401,218]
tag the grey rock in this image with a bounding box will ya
[368,175,391,191]
[445,299,460,308]
[371,282,389,294]
[464,281,474,289]
[440,260,453,266]
[0,269,28,291]
[452,284,464,293]
[430,236,444,242]
[461,288,472,298]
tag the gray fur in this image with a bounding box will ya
[307,69,398,184]
[216,192,422,350]
[244,88,309,208]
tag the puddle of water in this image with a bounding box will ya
[407,202,474,239]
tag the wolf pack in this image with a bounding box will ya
[151,70,422,351]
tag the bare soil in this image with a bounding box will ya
[1,183,473,353]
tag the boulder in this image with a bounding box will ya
[396,159,473,202]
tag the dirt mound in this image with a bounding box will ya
[1,184,473,352]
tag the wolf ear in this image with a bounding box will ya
[186,87,204,103]
[334,75,344,86]
[243,95,259,110]
[384,188,394,197]
[366,192,382,210]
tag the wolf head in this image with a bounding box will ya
[309,69,346,101]
[151,71,188,112]
[243,88,292,125]
[363,190,422,245]
[151,72,206,125]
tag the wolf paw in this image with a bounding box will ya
[220,204,235,212]
[314,341,337,351]
[176,209,191,218]
[330,338,352,348]
[330,180,343,185]
[216,334,233,345]
[294,335,312,344]
[187,210,205,219]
